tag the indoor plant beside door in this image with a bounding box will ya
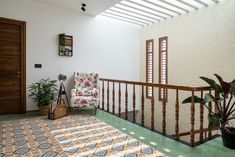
[182,74,235,149]
[28,78,58,115]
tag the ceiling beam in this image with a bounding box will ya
[126,0,174,17]
[175,0,198,10]
[142,0,182,15]
[113,6,160,21]
[103,12,150,25]
[193,0,208,6]
[119,3,167,20]
[101,13,144,26]
[158,0,189,13]
[108,9,154,23]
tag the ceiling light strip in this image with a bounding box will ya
[210,0,219,3]
[126,0,174,17]
[103,12,150,25]
[175,0,198,9]
[119,3,167,20]
[113,6,160,21]
[108,9,154,23]
[193,0,208,6]
[158,0,190,12]
[101,13,145,26]
[143,0,182,15]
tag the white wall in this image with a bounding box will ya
[0,0,140,110]
[139,0,235,138]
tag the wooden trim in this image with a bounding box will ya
[172,128,218,137]
[146,39,154,99]
[0,17,26,114]
[99,78,210,91]
[159,36,168,101]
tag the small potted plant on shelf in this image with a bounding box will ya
[182,74,235,149]
[28,79,58,115]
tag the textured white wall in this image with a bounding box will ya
[0,0,140,110]
[140,0,235,86]
[139,0,235,137]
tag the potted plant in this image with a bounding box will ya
[182,74,235,149]
[28,79,58,115]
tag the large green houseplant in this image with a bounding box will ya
[28,79,58,115]
[182,74,235,149]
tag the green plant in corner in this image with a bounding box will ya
[28,78,58,106]
[182,74,235,149]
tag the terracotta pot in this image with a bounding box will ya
[38,105,49,116]
[221,127,235,149]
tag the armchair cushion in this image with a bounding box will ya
[75,87,99,98]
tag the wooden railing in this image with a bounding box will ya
[99,78,219,147]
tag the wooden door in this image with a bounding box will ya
[0,17,26,114]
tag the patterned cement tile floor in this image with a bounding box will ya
[0,114,166,157]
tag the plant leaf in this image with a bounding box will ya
[229,80,235,96]
[182,96,203,104]
[203,93,217,104]
[214,74,230,95]
[200,76,222,93]
[208,113,222,131]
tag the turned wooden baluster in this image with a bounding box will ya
[200,90,204,143]
[112,82,115,114]
[190,90,195,147]
[175,89,179,140]
[107,81,110,112]
[125,83,128,120]
[118,82,121,117]
[141,85,145,126]
[208,89,212,139]
[133,85,136,123]
[151,90,155,130]
[102,80,104,110]
[162,88,167,135]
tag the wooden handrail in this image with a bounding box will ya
[99,77,215,147]
[99,78,210,91]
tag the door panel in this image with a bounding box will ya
[0,17,26,114]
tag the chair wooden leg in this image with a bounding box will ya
[94,107,97,115]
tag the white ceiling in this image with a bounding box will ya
[29,0,224,26]
[29,0,122,16]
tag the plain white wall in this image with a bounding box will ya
[139,0,235,139]
[0,0,140,110]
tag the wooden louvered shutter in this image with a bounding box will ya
[146,39,154,98]
[159,37,168,101]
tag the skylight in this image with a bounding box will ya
[98,0,222,26]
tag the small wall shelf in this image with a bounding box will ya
[59,34,73,56]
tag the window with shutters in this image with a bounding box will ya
[146,39,154,98]
[159,37,168,101]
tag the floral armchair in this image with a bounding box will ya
[71,72,99,114]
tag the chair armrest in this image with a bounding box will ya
[90,88,99,98]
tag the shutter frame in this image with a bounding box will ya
[159,37,168,102]
[146,39,154,98]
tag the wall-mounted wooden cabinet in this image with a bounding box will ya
[59,34,73,56]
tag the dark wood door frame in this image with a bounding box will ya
[0,17,26,113]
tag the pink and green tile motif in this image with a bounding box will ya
[0,115,167,157]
